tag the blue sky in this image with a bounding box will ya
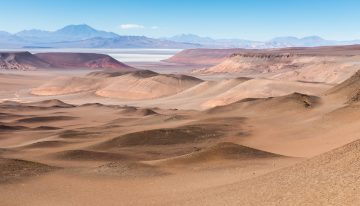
[1,0,360,40]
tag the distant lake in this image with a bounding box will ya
[0,48,182,63]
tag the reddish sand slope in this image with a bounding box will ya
[31,70,203,99]
[193,52,360,83]
[325,70,360,103]
[177,139,360,205]
[166,45,360,66]
[164,48,247,65]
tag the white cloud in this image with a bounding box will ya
[120,24,145,29]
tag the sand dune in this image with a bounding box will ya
[93,161,166,177]
[0,99,74,111]
[18,140,68,149]
[95,125,224,149]
[86,70,131,78]
[32,70,203,100]
[50,150,132,162]
[0,158,58,184]
[0,124,28,131]
[16,116,77,123]
[119,106,158,116]
[149,79,245,110]
[96,72,202,100]
[31,76,102,95]
[159,77,251,102]
[56,130,100,139]
[26,99,75,108]
[0,112,23,119]
[207,92,320,115]
[202,78,327,108]
[325,70,360,103]
[152,142,285,166]
[30,70,330,110]
[179,139,360,205]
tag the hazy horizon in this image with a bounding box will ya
[2,0,360,41]
[1,24,357,42]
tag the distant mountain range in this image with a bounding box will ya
[16,24,119,43]
[0,24,200,49]
[164,34,264,48]
[1,24,360,49]
[165,34,360,49]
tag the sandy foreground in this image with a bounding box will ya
[0,67,360,205]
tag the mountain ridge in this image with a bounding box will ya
[166,34,360,48]
[0,25,200,49]
[1,25,360,49]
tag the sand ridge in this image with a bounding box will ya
[30,70,330,109]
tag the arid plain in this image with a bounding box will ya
[1,46,360,205]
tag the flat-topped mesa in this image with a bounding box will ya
[229,52,303,59]
[0,51,52,70]
[167,45,360,67]
[0,51,135,71]
[34,52,135,71]
[193,52,310,75]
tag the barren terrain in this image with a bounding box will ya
[1,46,360,205]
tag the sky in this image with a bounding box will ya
[1,0,360,41]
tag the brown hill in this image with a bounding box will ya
[34,52,135,71]
[326,70,360,103]
[0,52,52,70]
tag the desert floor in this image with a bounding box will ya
[1,60,360,205]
